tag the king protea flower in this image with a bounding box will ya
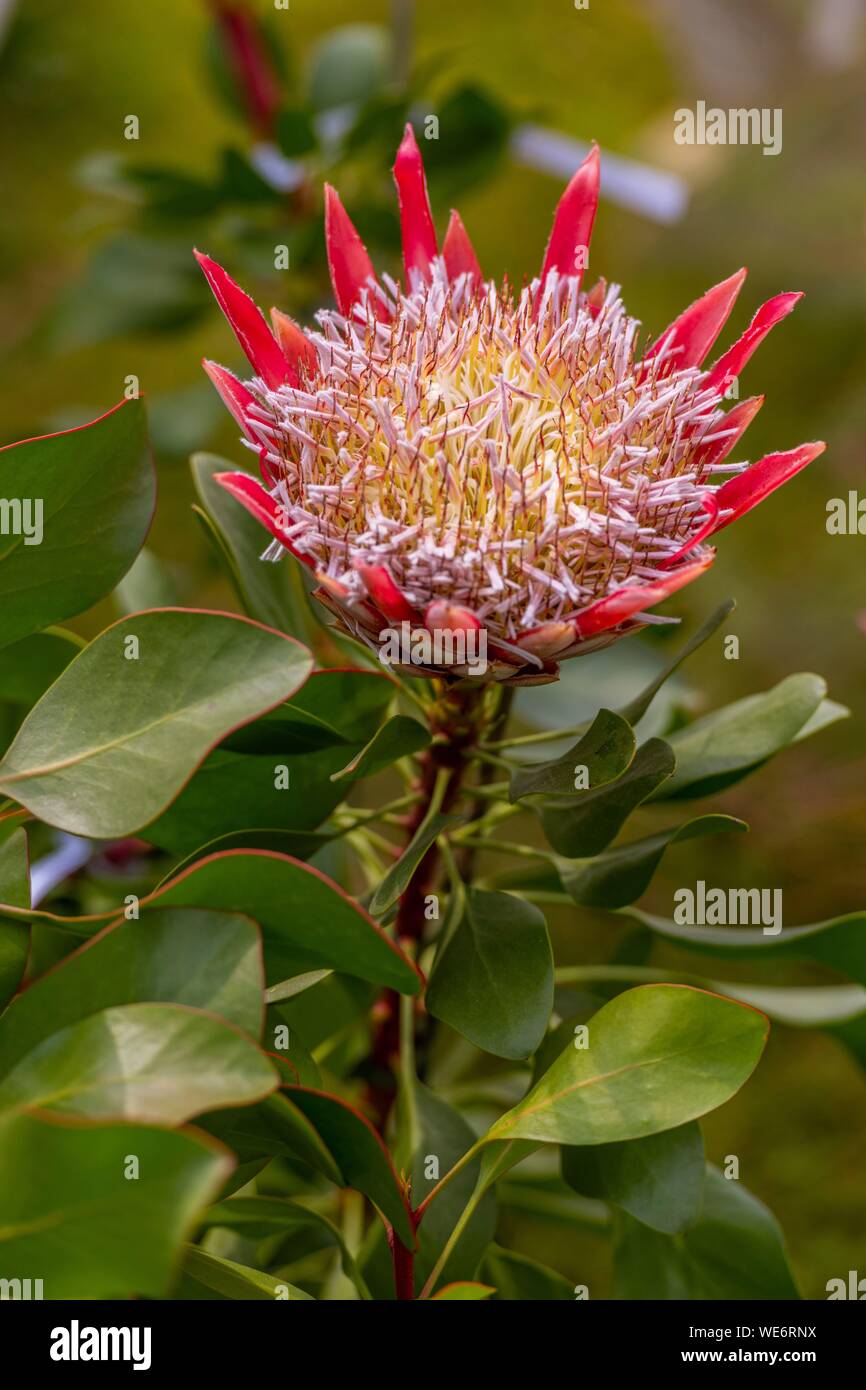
[196,128,824,684]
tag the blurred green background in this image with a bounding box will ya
[1,0,865,1296]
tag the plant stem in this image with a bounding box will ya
[366,684,488,1130]
[418,1166,486,1299]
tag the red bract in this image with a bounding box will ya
[197,132,824,685]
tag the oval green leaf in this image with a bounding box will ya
[0,1002,277,1124]
[487,984,768,1146]
[0,609,314,837]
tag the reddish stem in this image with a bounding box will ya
[367,687,484,1129]
[388,1213,419,1301]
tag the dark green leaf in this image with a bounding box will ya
[556,814,748,909]
[368,810,462,920]
[142,743,354,855]
[427,889,553,1059]
[154,849,421,993]
[285,1085,415,1246]
[362,1081,497,1299]
[202,1091,342,1184]
[562,1122,705,1234]
[0,400,154,651]
[654,673,840,800]
[330,714,430,783]
[539,737,675,857]
[612,1166,800,1299]
[225,667,396,754]
[510,708,635,802]
[203,1195,369,1296]
[0,609,313,837]
[480,1244,573,1300]
[0,629,81,709]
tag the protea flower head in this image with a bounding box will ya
[196,127,824,685]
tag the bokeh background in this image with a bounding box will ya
[1,0,865,1296]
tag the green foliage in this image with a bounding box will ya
[0,401,154,651]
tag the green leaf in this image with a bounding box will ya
[0,609,313,837]
[202,1091,342,1184]
[562,1122,705,1235]
[510,708,635,801]
[0,906,264,1074]
[0,628,81,713]
[555,814,748,910]
[625,906,866,990]
[427,889,553,1059]
[0,400,155,651]
[617,600,736,727]
[0,859,416,999]
[202,1195,370,1296]
[368,810,462,920]
[167,828,337,878]
[225,668,396,753]
[479,1244,574,1300]
[183,1245,314,1301]
[487,984,767,1146]
[191,454,321,642]
[0,828,29,1008]
[432,1282,496,1300]
[141,743,354,855]
[154,849,422,993]
[265,1005,322,1088]
[0,1002,277,1123]
[0,1110,230,1298]
[654,673,836,800]
[539,737,675,857]
[330,714,430,783]
[612,1165,800,1299]
[285,1086,415,1246]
